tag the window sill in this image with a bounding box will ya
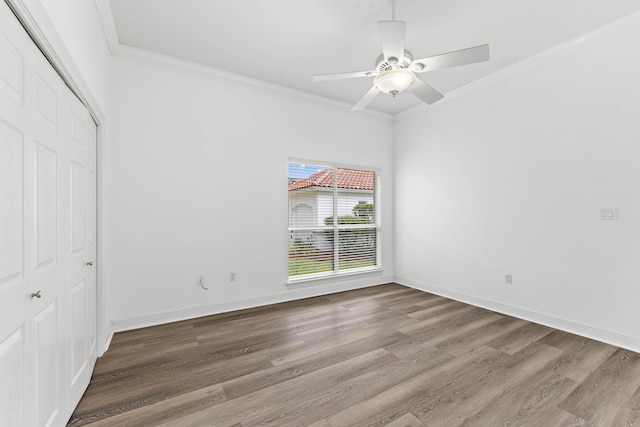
[286,266,384,288]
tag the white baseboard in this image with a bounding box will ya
[104,274,640,355]
[101,327,114,357]
[106,275,395,338]
[395,275,640,354]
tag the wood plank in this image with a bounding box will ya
[385,412,424,427]
[537,330,618,382]
[412,294,448,308]
[612,384,640,426]
[477,407,595,427]
[406,299,467,321]
[435,316,528,356]
[486,322,555,354]
[269,315,418,366]
[71,384,227,427]
[295,305,413,342]
[559,349,640,425]
[384,291,441,310]
[341,289,423,311]
[398,304,489,335]
[460,364,578,426]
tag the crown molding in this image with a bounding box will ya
[395,9,640,121]
[94,0,119,55]
[94,0,393,121]
[114,44,394,121]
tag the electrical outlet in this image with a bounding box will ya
[505,274,513,285]
[230,272,236,282]
[598,207,617,220]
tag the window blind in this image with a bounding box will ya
[288,162,381,281]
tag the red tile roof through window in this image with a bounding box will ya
[288,168,374,191]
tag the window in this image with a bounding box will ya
[288,161,381,282]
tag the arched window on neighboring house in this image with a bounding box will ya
[291,203,313,228]
[290,203,315,247]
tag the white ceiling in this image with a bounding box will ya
[108,0,640,114]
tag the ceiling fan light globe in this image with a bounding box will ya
[373,69,415,95]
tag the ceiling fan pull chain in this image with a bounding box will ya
[391,0,396,21]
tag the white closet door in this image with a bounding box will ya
[0,2,97,426]
[65,92,95,406]
[87,121,97,361]
[28,32,68,427]
[0,6,40,425]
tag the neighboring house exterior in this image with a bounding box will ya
[288,168,375,250]
[288,168,375,228]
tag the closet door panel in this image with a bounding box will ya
[0,327,26,427]
[0,6,30,425]
[0,119,28,427]
[34,142,57,270]
[69,280,87,388]
[34,302,60,427]
[65,95,93,405]
[87,123,97,357]
[0,21,24,106]
[0,120,23,287]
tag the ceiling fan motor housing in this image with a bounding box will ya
[375,50,414,72]
[373,50,416,97]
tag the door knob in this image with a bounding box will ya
[31,290,42,299]
[86,261,93,266]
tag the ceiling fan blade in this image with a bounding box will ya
[412,44,490,73]
[351,86,380,111]
[407,77,444,105]
[379,20,406,62]
[313,70,376,82]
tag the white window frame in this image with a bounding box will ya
[287,158,382,284]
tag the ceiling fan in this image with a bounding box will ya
[313,0,490,111]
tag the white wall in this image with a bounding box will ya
[108,57,394,328]
[394,18,640,350]
[38,0,112,111]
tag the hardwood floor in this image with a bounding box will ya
[68,283,640,426]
